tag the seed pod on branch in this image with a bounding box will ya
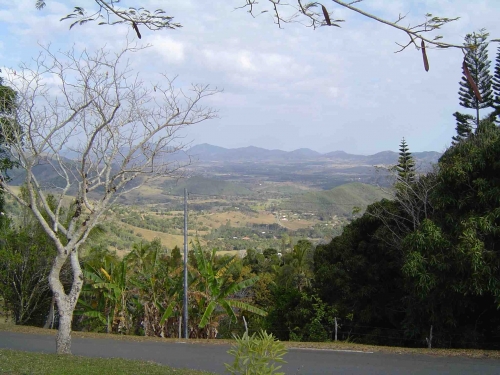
[462,59,482,102]
[321,5,331,26]
[421,40,429,72]
[132,22,141,39]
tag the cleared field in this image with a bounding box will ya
[119,222,188,250]
[195,211,276,228]
[278,219,317,230]
[216,249,247,258]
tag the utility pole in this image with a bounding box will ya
[183,188,188,339]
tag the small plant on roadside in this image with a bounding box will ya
[225,330,287,375]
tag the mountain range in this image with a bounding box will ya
[187,144,441,166]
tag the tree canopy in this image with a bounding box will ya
[313,120,500,348]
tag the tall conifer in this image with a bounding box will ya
[457,30,494,128]
[492,46,500,123]
[396,138,415,184]
[451,112,475,144]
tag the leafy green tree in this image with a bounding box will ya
[0,217,55,326]
[264,286,302,341]
[314,203,406,345]
[263,248,277,258]
[402,121,500,347]
[169,245,182,268]
[418,121,500,300]
[243,249,280,275]
[264,283,337,342]
[0,190,67,327]
[290,240,314,292]
[458,30,494,128]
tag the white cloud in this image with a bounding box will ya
[148,35,186,64]
[1,0,499,154]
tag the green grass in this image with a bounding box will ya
[0,349,216,375]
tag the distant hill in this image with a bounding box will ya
[188,143,441,167]
[322,150,366,162]
[280,182,391,218]
[8,155,79,190]
[162,176,252,196]
[287,148,323,159]
[188,144,286,162]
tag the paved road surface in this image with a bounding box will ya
[1,331,499,374]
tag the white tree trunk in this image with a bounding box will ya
[49,250,84,354]
[56,305,73,354]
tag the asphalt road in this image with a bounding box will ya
[1,331,499,374]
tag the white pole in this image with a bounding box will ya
[183,188,188,339]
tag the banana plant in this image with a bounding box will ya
[126,239,185,337]
[191,240,267,337]
[77,258,130,333]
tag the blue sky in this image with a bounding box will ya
[0,0,499,154]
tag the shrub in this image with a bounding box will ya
[225,330,287,375]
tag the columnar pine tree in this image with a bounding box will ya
[492,46,500,123]
[457,30,494,129]
[396,138,416,184]
[451,112,475,144]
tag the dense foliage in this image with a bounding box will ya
[314,123,500,349]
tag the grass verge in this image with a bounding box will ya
[0,349,216,375]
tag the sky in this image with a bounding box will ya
[0,0,499,155]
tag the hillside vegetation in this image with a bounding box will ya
[162,176,253,196]
[281,183,391,217]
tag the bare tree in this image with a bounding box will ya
[370,166,439,251]
[0,41,218,354]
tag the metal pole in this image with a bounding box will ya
[183,188,188,339]
[335,317,337,342]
